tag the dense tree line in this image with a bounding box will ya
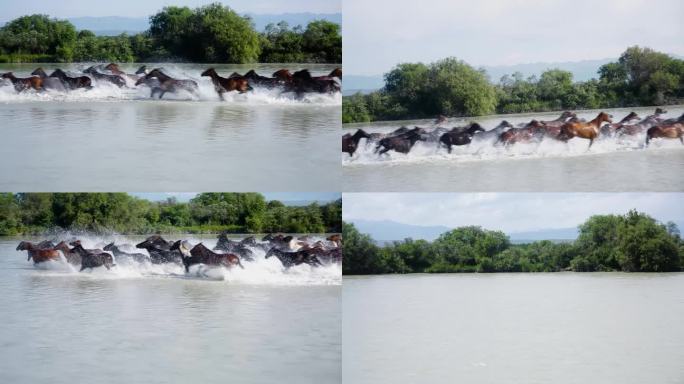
[343,47,684,123]
[0,193,341,235]
[343,211,683,274]
[0,5,341,63]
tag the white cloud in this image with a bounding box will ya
[343,193,684,233]
[344,0,684,75]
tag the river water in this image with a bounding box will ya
[343,273,684,384]
[0,236,341,384]
[0,63,341,191]
[343,106,684,191]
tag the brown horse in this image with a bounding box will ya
[343,129,371,156]
[558,112,613,147]
[539,111,577,139]
[646,114,684,145]
[16,241,61,263]
[52,241,82,265]
[171,241,243,272]
[201,68,250,100]
[326,234,342,248]
[1,72,43,92]
[50,69,91,89]
[272,69,294,83]
[292,69,340,93]
[135,68,199,99]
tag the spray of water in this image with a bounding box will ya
[26,233,341,286]
[0,65,341,105]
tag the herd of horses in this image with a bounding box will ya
[342,108,684,157]
[1,63,342,99]
[16,233,342,273]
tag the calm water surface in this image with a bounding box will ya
[0,63,340,191]
[0,237,341,384]
[343,105,684,191]
[343,273,684,384]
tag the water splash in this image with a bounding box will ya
[26,234,341,286]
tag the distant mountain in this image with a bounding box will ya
[63,13,341,36]
[350,220,450,241]
[508,228,579,242]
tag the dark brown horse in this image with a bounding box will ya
[16,241,61,263]
[1,72,43,92]
[329,68,342,79]
[292,69,340,93]
[243,70,281,88]
[343,129,371,156]
[136,235,182,264]
[135,68,198,99]
[171,241,243,272]
[265,247,323,268]
[375,128,426,155]
[558,112,613,148]
[30,68,67,91]
[213,233,255,261]
[201,68,250,100]
[69,241,115,271]
[50,69,92,89]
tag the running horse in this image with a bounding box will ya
[201,68,251,100]
[1,72,43,92]
[558,112,613,148]
[135,68,199,99]
[646,113,684,145]
[265,247,323,268]
[170,241,244,272]
[16,241,61,263]
[30,68,67,91]
[49,69,92,89]
[342,129,371,156]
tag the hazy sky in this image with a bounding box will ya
[343,193,684,233]
[0,0,340,19]
[132,192,340,203]
[344,0,684,75]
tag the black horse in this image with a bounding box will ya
[103,242,150,263]
[438,123,486,153]
[342,129,371,156]
[69,240,115,271]
[265,248,323,268]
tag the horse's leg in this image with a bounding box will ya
[219,90,225,101]
[379,147,390,155]
[588,138,594,149]
[158,91,166,99]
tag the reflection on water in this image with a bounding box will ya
[1,99,340,191]
[343,105,684,191]
[0,239,341,384]
[343,274,684,384]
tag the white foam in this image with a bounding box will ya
[25,233,341,286]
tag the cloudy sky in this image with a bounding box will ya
[343,193,684,233]
[344,0,684,75]
[0,0,340,19]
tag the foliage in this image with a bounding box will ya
[0,193,341,235]
[342,211,683,274]
[343,46,684,123]
[0,8,341,63]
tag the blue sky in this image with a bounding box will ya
[343,193,684,233]
[131,192,340,204]
[344,0,684,75]
[0,0,340,19]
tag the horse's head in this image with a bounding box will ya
[103,242,115,252]
[228,72,242,78]
[598,112,613,124]
[135,65,148,75]
[353,129,371,140]
[83,66,96,74]
[105,63,121,73]
[69,240,82,247]
[499,120,514,129]
[560,111,576,120]
[655,108,667,115]
[31,68,47,78]
[1,72,13,79]
[623,112,639,122]
[265,248,276,259]
[467,123,486,135]
[136,235,165,249]
[329,68,342,79]
[201,68,216,77]
[16,241,28,251]
[272,69,292,81]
